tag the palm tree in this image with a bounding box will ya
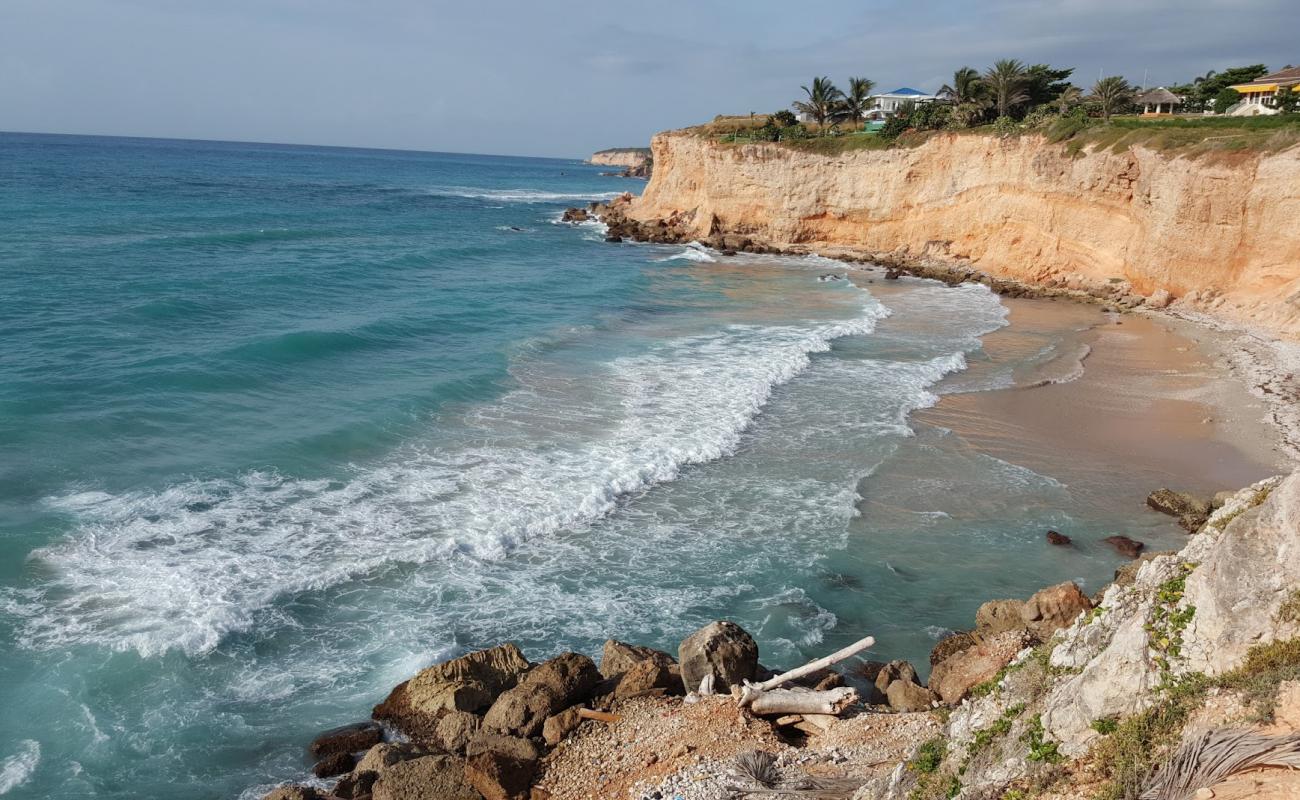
[940,66,985,105]
[1055,85,1082,114]
[793,77,845,133]
[1089,76,1134,122]
[836,77,876,129]
[983,59,1029,117]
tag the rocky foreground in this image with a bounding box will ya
[258,476,1300,800]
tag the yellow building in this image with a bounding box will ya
[1228,66,1300,113]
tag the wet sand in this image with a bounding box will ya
[917,298,1291,510]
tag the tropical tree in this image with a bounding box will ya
[793,77,845,133]
[1055,85,1082,114]
[836,76,877,129]
[984,59,1030,117]
[1089,76,1134,122]
[1023,64,1076,109]
[940,66,985,105]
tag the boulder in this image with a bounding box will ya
[308,721,382,759]
[929,631,976,666]
[465,749,539,800]
[481,652,600,738]
[542,706,582,746]
[929,629,1033,705]
[1020,581,1092,639]
[338,742,432,798]
[467,731,542,761]
[975,599,1026,636]
[1146,489,1212,532]
[1147,289,1172,309]
[1112,551,1174,588]
[1046,530,1072,546]
[874,660,919,695]
[371,754,480,800]
[434,710,479,754]
[311,751,355,778]
[262,788,321,800]
[373,643,531,739]
[613,658,677,699]
[886,679,935,712]
[1104,535,1145,559]
[599,640,675,678]
[677,621,759,693]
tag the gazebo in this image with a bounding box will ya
[1135,87,1183,116]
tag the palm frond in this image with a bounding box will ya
[1141,729,1300,800]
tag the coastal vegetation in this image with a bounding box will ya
[697,58,1300,155]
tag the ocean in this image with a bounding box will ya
[0,132,1188,798]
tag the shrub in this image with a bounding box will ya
[772,109,798,127]
[1213,88,1241,114]
[879,114,912,141]
[911,102,952,131]
[909,737,947,774]
[992,115,1019,137]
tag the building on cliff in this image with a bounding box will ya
[1228,65,1300,114]
[866,87,939,118]
[1135,86,1184,115]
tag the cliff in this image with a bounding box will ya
[588,148,651,168]
[626,131,1300,338]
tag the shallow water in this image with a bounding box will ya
[0,133,1218,798]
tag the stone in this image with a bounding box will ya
[1021,582,1093,639]
[874,660,920,695]
[1112,551,1173,588]
[370,754,480,800]
[1146,489,1212,532]
[465,749,539,800]
[929,631,976,666]
[262,788,321,800]
[542,706,582,746]
[975,599,1027,636]
[481,652,600,738]
[1147,288,1173,308]
[1046,530,1072,545]
[613,658,677,699]
[434,710,480,754]
[373,643,531,740]
[886,679,934,712]
[312,751,355,778]
[467,731,543,761]
[308,721,382,759]
[1104,535,1145,558]
[677,621,759,693]
[599,640,676,678]
[930,629,1034,705]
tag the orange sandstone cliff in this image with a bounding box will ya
[627,130,1300,338]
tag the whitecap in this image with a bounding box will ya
[434,187,626,204]
[0,741,39,795]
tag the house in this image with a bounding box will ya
[867,87,939,118]
[1134,87,1183,116]
[1226,65,1300,115]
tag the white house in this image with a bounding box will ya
[867,87,940,118]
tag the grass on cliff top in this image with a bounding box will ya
[686,113,1300,158]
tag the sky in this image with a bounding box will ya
[1,0,1296,158]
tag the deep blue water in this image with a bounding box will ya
[0,133,1188,798]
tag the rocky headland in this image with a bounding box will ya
[589,148,653,178]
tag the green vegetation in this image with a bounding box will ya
[1277,589,1300,625]
[985,59,1030,118]
[1091,638,1300,800]
[1146,562,1197,678]
[1090,76,1135,122]
[1021,714,1064,763]
[909,738,948,774]
[792,76,845,131]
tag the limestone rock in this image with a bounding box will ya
[308,721,382,759]
[874,660,919,695]
[677,621,759,693]
[339,742,432,799]
[975,599,1026,636]
[886,679,934,712]
[370,754,479,800]
[1104,535,1145,558]
[600,640,676,677]
[929,631,976,666]
[481,652,600,738]
[1146,488,1212,532]
[1147,288,1172,308]
[465,748,539,800]
[1020,581,1092,639]
[542,706,582,746]
[613,657,677,699]
[262,788,321,800]
[311,751,354,778]
[930,629,1033,705]
[434,709,479,754]
[373,643,531,739]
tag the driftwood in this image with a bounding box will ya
[749,687,860,717]
[738,634,875,709]
[577,708,621,724]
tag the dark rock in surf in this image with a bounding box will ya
[308,721,382,759]
[312,751,355,778]
[1104,535,1145,558]
[1046,530,1072,546]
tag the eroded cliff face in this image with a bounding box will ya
[588,149,650,168]
[629,131,1300,337]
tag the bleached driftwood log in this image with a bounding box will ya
[737,634,875,709]
[749,687,860,716]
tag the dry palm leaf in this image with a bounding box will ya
[1140,728,1300,800]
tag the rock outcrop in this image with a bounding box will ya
[677,620,759,693]
[622,131,1300,338]
[588,148,651,169]
[372,643,531,740]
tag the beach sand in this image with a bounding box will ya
[917,297,1291,510]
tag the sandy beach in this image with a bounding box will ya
[915,296,1290,512]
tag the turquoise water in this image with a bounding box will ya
[0,133,1186,798]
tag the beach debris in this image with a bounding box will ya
[1141,729,1300,800]
[576,708,621,724]
[737,633,875,710]
[749,687,860,716]
[733,749,780,787]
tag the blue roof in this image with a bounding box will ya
[888,87,928,96]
